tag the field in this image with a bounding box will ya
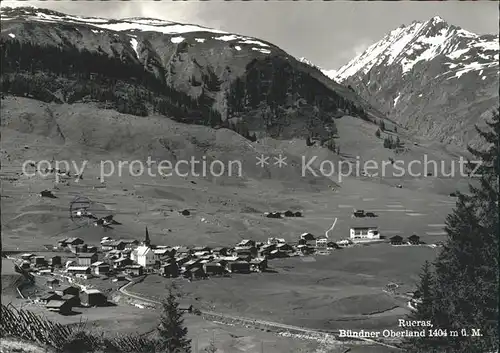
[130,244,438,332]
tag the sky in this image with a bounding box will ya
[1,1,498,70]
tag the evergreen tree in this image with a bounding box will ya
[402,261,436,352]
[379,120,386,131]
[306,136,313,147]
[375,129,381,138]
[157,283,192,353]
[404,109,499,353]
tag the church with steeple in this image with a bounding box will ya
[132,227,155,267]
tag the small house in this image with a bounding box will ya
[390,235,404,245]
[57,238,69,247]
[211,247,230,256]
[227,261,250,274]
[315,237,328,249]
[71,244,88,254]
[160,262,179,278]
[296,245,314,255]
[61,294,80,307]
[55,285,80,297]
[182,259,201,271]
[40,190,56,198]
[65,237,85,246]
[113,257,134,269]
[294,211,302,217]
[32,256,47,267]
[300,233,315,241]
[183,266,206,280]
[102,240,125,251]
[46,300,73,315]
[267,237,285,245]
[276,243,294,253]
[269,250,288,259]
[176,247,192,256]
[326,241,341,250]
[20,253,35,261]
[92,262,110,275]
[408,234,420,245]
[66,266,91,276]
[237,239,255,247]
[80,289,107,307]
[249,258,267,272]
[72,253,98,266]
[283,210,295,217]
[125,265,143,277]
[153,248,175,260]
[180,209,191,216]
[39,292,62,304]
[48,256,61,266]
[178,303,193,312]
[203,262,225,276]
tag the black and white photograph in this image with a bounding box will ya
[0,1,498,352]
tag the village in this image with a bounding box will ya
[7,204,436,317]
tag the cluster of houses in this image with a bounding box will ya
[389,234,422,246]
[37,283,108,315]
[264,210,302,219]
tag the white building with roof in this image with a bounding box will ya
[135,245,155,267]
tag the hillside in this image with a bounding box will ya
[329,16,499,149]
[0,6,390,143]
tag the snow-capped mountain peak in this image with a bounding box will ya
[330,16,499,82]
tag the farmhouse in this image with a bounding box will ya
[48,256,61,266]
[160,262,179,277]
[71,253,98,266]
[408,234,421,245]
[55,285,80,297]
[227,261,250,274]
[234,246,257,259]
[80,289,108,307]
[32,256,47,267]
[65,237,85,246]
[46,300,73,315]
[296,245,314,255]
[91,261,110,275]
[183,266,206,280]
[249,258,267,272]
[267,237,285,245]
[61,294,80,307]
[101,240,125,251]
[212,247,230,256]
[237,239,255,247]
[39,292,62,304]
[276,243,294,253]
[124,265,144,276]
[113,257,134,269]
[66,266,91,275]
[20,253,35,260]
[349,221,380,240]
[300,233,315,241]
[178,303,193,312]
[203,262,225,276]
[315,237,328,249]
[390,235,404,245]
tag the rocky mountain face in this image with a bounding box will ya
[330,16,499,149]
[0,6,386,143]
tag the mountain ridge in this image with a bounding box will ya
[322,16,499,149]
[0,6,389,143]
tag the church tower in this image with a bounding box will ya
[143,226,151,247]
